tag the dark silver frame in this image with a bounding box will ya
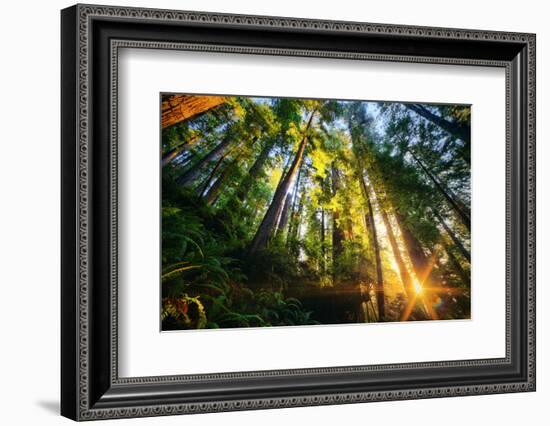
[61,4,536,421]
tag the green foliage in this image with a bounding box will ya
[161,94,472,329]
[162,294,207,330]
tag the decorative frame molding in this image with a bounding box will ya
[61,4,535,421]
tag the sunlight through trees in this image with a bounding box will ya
[160,94,471,330]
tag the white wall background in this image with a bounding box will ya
[0,0,546,424]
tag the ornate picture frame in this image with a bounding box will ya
[61,4,535,421]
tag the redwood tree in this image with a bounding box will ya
[249,109,317,253]
[405,103,470,143]
[360,172,385,321]
[162,95,226,129]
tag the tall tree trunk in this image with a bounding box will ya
[360,173,385,321]
[271,150,294,201]
[203,136,260,205]
[345,218,354,241]
[395,212,438,320]
[320,208,326,272]
[289,190,306,245]
[371,181,429,321]
[380,208,414,298]
[331,165,345,265]
[176,136,232,187]
[405,103,470,143]
[162,134,200,167]
[445,245,470,286]
[162,95,226,129]
[249,111,316,253]
[234,139,274,204]
[198,151,230,198]
[396,212,431,284]
[408,149,471,231]
[431,208,471,262]
[287,160,305,242]
[204,159,238,205]
[276,192,293,236]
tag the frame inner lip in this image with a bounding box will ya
[109,38,513,385]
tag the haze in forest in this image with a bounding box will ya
[160,94,471,330]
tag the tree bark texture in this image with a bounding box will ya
[162,95,226,129]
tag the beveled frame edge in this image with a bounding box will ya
[61,3,536,421]
[110,41,512,385]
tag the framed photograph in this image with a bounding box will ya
[61,4,536,421]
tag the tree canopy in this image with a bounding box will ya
[160,94,471,330]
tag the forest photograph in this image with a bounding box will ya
[160,93,471,331]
